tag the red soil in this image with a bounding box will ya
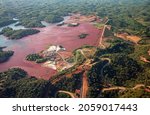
[0,22,101,80]
[57,51,73,59]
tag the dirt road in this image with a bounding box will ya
[58,90,76,98]
[75,49,90,98]
[132,84,145,90]
[102,87,126,92]
[98,25,107,47]
[98,19,109,47]
[102,84,150,92]
[80,71,88,98]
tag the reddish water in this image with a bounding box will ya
[0,22,101,80]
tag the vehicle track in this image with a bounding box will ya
[57,90,76,98]
[102,84,150,92]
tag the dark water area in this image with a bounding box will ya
[0,19,101,80]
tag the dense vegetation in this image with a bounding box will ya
[0,18,17,28]
[0,68,57,98]
[45,15,64,23]
[0,0,149,36]
[0,47,14,63]
[26,54,42,61]
[86,37,150,97]
[87,61,106,98]
[0,68,83,98]
[54,73,82,92]
[26,53,48,63]
[0,27,40,39]
[103,54,142,86]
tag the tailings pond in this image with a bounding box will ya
[0,17,102,79]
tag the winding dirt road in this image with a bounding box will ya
[102,84,150,92]
[99,58,150,93]
[58,90,76,98]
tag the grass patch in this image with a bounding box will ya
[94,23,104,29]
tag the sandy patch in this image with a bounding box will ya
[115,33,141,44]
[43,61,57,70]
[66,13,99,24]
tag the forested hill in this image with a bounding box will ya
[0,0,149,36]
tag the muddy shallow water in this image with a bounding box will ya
[0,21,101,79]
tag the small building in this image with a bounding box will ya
[68,23,79,27]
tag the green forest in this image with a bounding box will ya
[0,0,149,36]
[0,68,57,98]
[26,53,48,63]
[0,47,14,63]
[0,27,40,39]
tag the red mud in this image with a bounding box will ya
[0,22,102,80]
